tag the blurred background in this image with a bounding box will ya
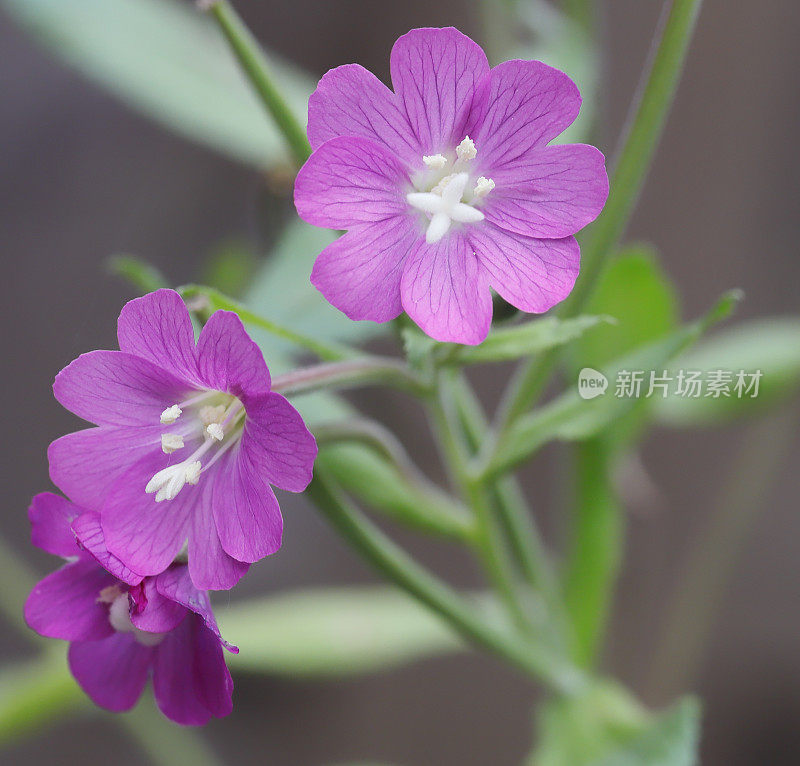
[1,0,798,764]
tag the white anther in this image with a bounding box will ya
[474,176,495,198]
[160,404,182,424]
[199,404,226,426]
[422,153,448,169]
[456,136,477,162]
[161,433,185,454]
[407,172,485,244]
[184,461,202,485]
[206,423,224,442]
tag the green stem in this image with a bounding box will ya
[202,1,312,167]
[306,470,586,696]
[271,357,430,398]
[179,284,354,362]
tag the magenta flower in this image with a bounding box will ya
[48,289,317,591]
[294,27,608,345]
[24,493,236,725]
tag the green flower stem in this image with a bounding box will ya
[202,1,312,167]
[179,284,355,362]
[493,0,703,439]
[271,358,430,399]
[306,469,587,696]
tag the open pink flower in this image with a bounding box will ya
[48,289,317,591]
[295,27,608,344]
[24,493,235,725]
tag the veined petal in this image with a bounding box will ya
[196,310,271,398]
[469,60,581,170]
[295,136,409,229]
[53,350,190,427]
[400,233,492,345]
[29,492,80,558]
[25,559,116,641]
[117,289,199,384]
[72,512,144,586]
[307,63,420,163]
[152,614,233,725]
[391,27,490,154]
[484,144,608,238]
[68,633,152,713]
[212,450,282,565]
[310,217,419,323]
[48,425,163,510]
[242,392,317,493]
[469,225,580,313]
[129,576,186,634]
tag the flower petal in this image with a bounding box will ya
[53,350,190,427]
[400,233,492,345]
[48,425,163,510]
[391,27,490,154]
[101,451,194,578]
[484,144,608,238]
[310,216,420,323]
[196,310,271,398]
[129,576,186,634]
[29,492,80,558]
[469,60,581,170]
[72,512,144,586]
[152,614,233,725]
[25,559,116,641]
[295,136,409,229]
[307,63,420,163]
[68,633,152,712]
[212,450,282,564]
[469,225,580,313]
[117,289,199,383]
[242,392,317,492]
[155,566,238,653]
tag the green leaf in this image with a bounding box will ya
[574,246,679,370]
[454,315,613,365]
[655,317,800,426]
[219,587,469,677]
[107,254,168,293]
[3,0,314,168]
[489,291,741,477]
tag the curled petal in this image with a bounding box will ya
[72,512,144,586]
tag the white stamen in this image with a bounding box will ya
[422,153,447,169]
[456,136,477,161]
[407,172,485,244]
[206,423,224,442]
[199,404,226,426]
[474,176,495,198]
[161,433,185,454]
[160,404,182,424]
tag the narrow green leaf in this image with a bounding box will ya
[655,317,800,426]
[219,587,470,677]
[3,0,314,168]
[453,315,612,365]
[107,254,168,293]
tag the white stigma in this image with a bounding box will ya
[422,153,447,169]
[160,404,182,424]
[161,433,185,454]
[407,173,485,244]
[474,176,495,198]
[146,461,202,502]
[455,136,477,162]
[206,423,224,441]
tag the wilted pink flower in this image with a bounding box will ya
[48,289,317,590]
[24,493,236,725]
[295,27,608,344]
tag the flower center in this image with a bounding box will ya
[147,391,246,502]
[407,136,495,244]
[98,585,166,647]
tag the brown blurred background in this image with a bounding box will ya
[1,1,798,764]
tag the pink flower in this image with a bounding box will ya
[48,289,317,591]
[24,493,235,725]
[294,27,608,345]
